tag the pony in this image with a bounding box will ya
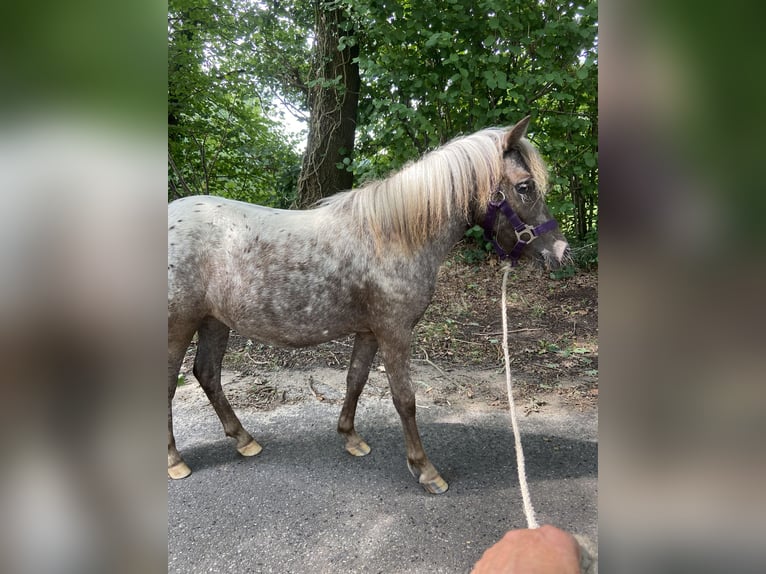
[168,116,569,493]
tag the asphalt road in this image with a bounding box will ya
[168,388,597,573]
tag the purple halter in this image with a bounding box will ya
[482,191,559,266]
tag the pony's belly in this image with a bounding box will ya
[225,315,359,349]
[257,329,349,348]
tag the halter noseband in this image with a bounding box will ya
[482,190,559,266]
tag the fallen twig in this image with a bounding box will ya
[307,376,325,401]
[245,349,271,366]
[414,348,449,377]
[451,338,484,345]
[480,328,543,336]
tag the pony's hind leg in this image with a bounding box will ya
[194,317,262,458]
[378,334,448,494]
[338,332,378,456]
[168,322,197,479]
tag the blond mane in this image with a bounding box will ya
[321,127,548,251]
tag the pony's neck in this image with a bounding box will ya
[413,207,475,267]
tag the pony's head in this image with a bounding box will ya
[326,116,571,269]
[483,116,571,269]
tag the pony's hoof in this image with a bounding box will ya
[421,475,449,494]
[345,439,371,457]
[237,439,263,457]
[407,461,449,494]
[168,461,192,480]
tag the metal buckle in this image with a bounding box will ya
[515,226,536,244]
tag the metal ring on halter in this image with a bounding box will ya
[515,227,535,243]
[489,190,505,205]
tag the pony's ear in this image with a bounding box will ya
[503,115,531,152]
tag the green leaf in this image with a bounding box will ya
[425,32,441,48]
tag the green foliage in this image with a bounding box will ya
[569,228,599,270]
[549,266,576,280]
[345,0,598,243]
[168,0,306,206]
[458,225,493,264]
[167,0,598,252]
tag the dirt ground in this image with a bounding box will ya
[178,252,598,414]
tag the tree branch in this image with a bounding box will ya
[168,152,195,197]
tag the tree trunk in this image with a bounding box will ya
[297,1,360,207]
[571,174,587,240]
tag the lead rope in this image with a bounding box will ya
[501,264,597,573]
[500,264,539,529]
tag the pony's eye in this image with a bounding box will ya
[515,180,535,195]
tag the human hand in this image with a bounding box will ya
[471,525,582,574]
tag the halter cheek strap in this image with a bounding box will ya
[482,192,559,266]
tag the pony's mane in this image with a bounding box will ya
[320,127,548,251]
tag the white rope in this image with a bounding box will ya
[500,265,539,529]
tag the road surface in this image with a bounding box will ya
[168,368,597,573]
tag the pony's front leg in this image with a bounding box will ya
[380,335,448,494]
[338,332,378,456]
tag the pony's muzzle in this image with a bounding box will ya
[552,239,569,262]
[540,239,571,270]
